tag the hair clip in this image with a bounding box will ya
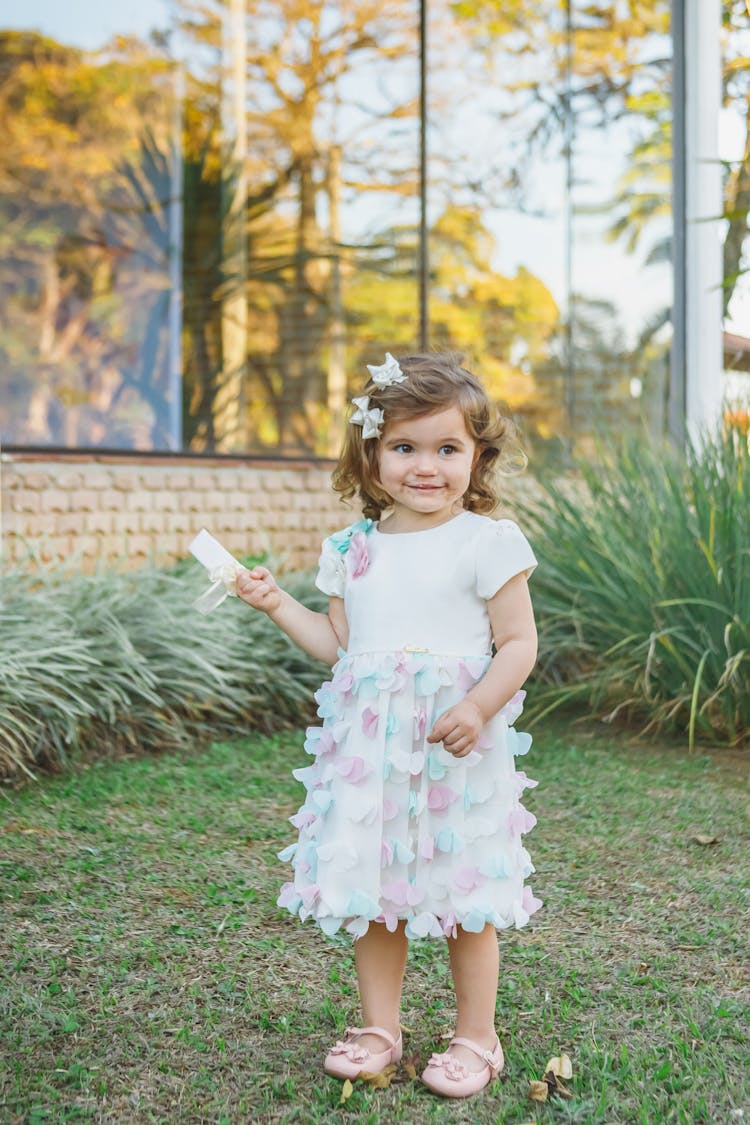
[350,395,385,439]
[366,353,406,387]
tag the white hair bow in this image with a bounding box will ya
[366,352,406,387]
[350,395,385,439]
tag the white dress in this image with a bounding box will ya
[277,510,542,941]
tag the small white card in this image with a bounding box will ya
[189,529,243,615]
[189,528,240,572]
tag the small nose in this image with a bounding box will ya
[414,452,437,474]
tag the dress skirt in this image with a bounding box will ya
[277,648,542,941]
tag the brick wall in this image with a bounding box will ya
[0,452,539,572]
[0,454,353,571]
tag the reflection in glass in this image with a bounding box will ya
[0,1,676,457]
[437,0,673,462]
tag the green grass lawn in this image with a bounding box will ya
[1,723,748,1124]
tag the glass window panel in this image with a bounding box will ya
[0,1,419,455]
[0,4,179,450]
[569,0,673,449]
[429,0,568,462]
[429,0,673,463]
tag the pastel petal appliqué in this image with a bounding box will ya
[428,785,459,812]
[347,532,369,579]
[361,707,379,738]
[335,756,369,783]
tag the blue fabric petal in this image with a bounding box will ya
[319,916,344,936]
[346,890,378,916]
[393,840,415,864]
[310,790,334,815]
[461,908,487,933]
[506,728,532,757]
[428,751,448,781]
[416,666,443,696]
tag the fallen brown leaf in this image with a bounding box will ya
[529,1080,549,1102]
[545,1071,574,1100]
[359,1063,397,1089]
[339,1079,354,1104]
[545,1053,573,1080]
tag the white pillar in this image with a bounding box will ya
[684,0,723,442]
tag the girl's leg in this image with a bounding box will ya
[445,922,500,1070]
[352,920,408,1052]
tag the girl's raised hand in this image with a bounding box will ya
[426,698,485,758]
[236,565,282,616]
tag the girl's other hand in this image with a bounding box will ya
[426,699,485,757]
[236,565,282,615]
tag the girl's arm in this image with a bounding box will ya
[236,565,348,666]
[427,572,537,757]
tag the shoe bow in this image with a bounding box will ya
[328,1028,371,1063]
[425,1051,468,1081]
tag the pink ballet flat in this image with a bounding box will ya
[421,1035,504,1098]
[324,1025,403,1079]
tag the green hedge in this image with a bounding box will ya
[0,560,328,779]
[526,426,750,748]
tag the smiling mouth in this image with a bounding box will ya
[408,484,443,490]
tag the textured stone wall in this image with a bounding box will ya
[0,453,539,572]
[0,454,352,571]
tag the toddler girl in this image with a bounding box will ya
[237,352,540,1098]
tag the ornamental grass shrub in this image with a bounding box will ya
[526,425,750,748]
[0,559,328,779]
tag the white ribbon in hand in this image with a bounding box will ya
[189,529,244,615]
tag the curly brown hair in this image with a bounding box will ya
[331,352,526,520]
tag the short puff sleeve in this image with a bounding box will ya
[315,535,346,598]
[475,518,537,600]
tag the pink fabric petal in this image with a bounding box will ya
[382,797,399,822]
[277,882,299,908]
[336,756,368,783]
[406,884,424,906]
[501,689,526,725]
[289,810,316,829]
[453,865,484,895]
[299,884,320,908]
[332,669,355,694]
[514,770,539,795]
[509,807,538,835]
[441,911,458,939]
[414,707,427,741]
[522,884,543,916]
[381,837,394,866]
[427,785,459,812]
[361,707,379,738]
[456,659,486,691]
[420,835,435,860]
[347,532,369,579]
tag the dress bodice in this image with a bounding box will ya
[316,511,537,658]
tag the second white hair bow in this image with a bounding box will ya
[350,395,385,439]
[366,352,406,387]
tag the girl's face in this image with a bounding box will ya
[376,406,478,530]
